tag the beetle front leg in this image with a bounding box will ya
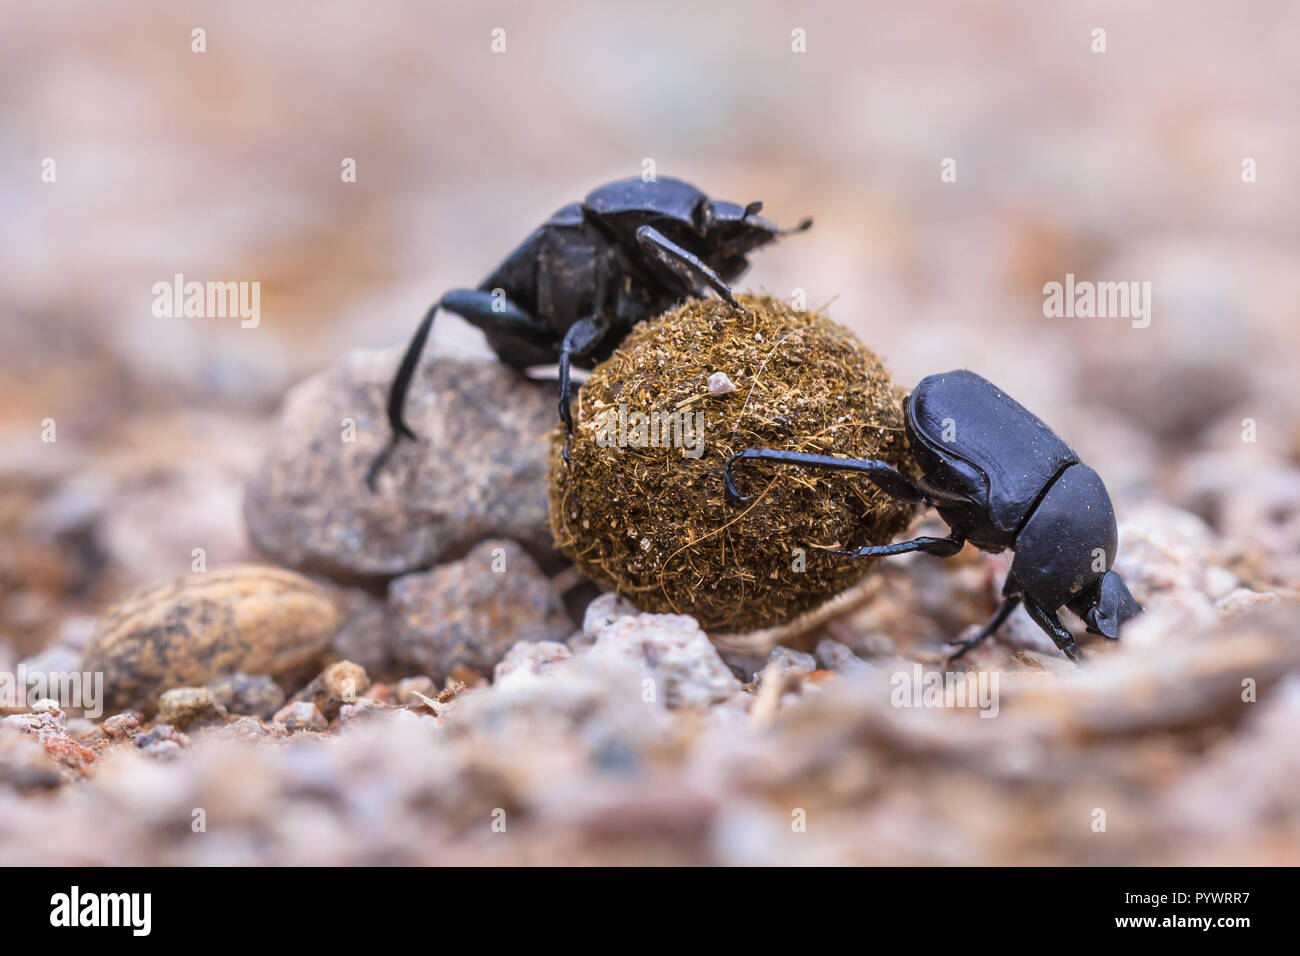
[1022,594,1083,662]
[558,316,608,463]
[635,225,739,307]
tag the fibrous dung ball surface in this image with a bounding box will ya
[548,295,918,633]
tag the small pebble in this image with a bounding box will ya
[592,613,741,708]
[394,676,438,707]
[814,638,870,674]
[581,593,639,644]
[291,661,370,719]
[274,701,328,733]
[338,698,390,725]
[101,712,142,738]
[707,371,737,396]
[139,739,184,761]
[133,723,188,750]
[494,640,573,681]
[754,646,817,685]
[205,673,285,720]
[157,687,229,730]
[216,716,270,739]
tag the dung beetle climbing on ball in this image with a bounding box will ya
[724,369,1142,661]
[367,176,812,488]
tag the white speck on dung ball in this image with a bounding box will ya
[708,372,737,396]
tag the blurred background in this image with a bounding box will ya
[1,0,1298,866]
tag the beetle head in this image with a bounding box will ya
[705,199,812,246]
[1069,570,1142,639]
[700,200,813,280]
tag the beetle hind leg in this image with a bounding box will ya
[724,448,926,504]
[816,531,964,560]
[948,592,1022,661]
[367,299,443,491]
[367,289,549,492]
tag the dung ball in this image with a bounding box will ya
[547,294,918,633]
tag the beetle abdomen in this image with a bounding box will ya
[1010,462,1118,610]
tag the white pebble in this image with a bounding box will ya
[708,372,737,396]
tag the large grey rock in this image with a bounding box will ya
[244,347,555,581]
[390,539,572,682]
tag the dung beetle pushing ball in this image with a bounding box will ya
[724,369,1142,661]
[367,176,812,488]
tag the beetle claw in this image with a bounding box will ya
[724,485,753,505]
[722,453,753,504]
[945,638,978,662]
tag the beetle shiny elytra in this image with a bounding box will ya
[367,176,811,488]
[724,369,1142,661]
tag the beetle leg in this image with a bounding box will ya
[635,225,739,308]
[558,315,609,463]
[440,288,550,339]
[1022,594,1083,662]
[368,298,444,491]
[816,531,965,559]
[556,246,617,462]
[948,592,1023,661]
[368,289,546,492]
[724,449,926,505]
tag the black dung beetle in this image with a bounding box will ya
[724,369,1142,661]
[367,176,812,488]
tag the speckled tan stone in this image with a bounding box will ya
[83,565,340,713]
